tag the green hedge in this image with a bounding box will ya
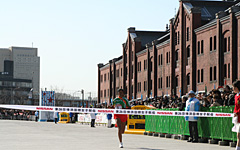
[145,106,236,141]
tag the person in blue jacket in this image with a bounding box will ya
[185,90,200,143]
[69,112,73,123]
[107,105,113,128]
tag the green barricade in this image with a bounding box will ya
[145,115,149,131]
[230,106,237,142]
[156,114,161,133]
[178,115,187,135]
[145,106,236,141]
[221,106,234,141]
[169,108,179,134]
[210,106,223,139]
[161,108,171,134]
[198,107,211,138]
[153,114,157,132]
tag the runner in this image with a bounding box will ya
[113,89,131,148]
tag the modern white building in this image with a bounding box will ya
[0,46,40,104]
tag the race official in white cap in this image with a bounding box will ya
[185,90,200,143]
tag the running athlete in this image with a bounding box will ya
[113,89,131,148]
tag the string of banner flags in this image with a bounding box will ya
[0,104,234,118]
[8,90,231,118]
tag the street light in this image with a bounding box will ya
[73,90,81,100]
[81,89,84,107]
[87,92,92,106]
[11,87,21,105]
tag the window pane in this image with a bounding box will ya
[224,38,227,52]
[210,37,212,51]
[198,70,200,83]
[201,40,204,54]
[214,36,217,50]
[198,41,200,54]
[224,64,227,78]
[228,63,230,78]
[210,67,212,81]
[214,66,217,80]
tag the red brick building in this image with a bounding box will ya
[97,0,240,104]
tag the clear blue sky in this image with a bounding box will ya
[0,0,179,97]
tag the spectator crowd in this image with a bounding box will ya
[0,109,34,120]
[130,85,235,110]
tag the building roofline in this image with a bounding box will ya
[115,58,123,64]
[99,63,110,70]
[195,19,217,33]
[136,49,147,57]
[10,46,38,50]
[156,39,170,48]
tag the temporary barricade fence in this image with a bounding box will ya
[145,106,237,141]
[78,113,116,125]
[0,104,234,138]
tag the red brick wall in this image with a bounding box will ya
[99,66,110,103]
[136,51,147,99]
[115,60,123,96]
[196,25,218,91]
[98,3,240,102]
[157,43,171,96]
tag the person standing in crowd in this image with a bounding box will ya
[90,106,96,128]
[35,111,39,122]
[185,90,200,143]
[54,111,58,124]
[179,96,187,111]
[202,97,210,107]
[113,89,131,148]
[210,95,221,107]
[107,105,113,128]
[107,113,112,128]
[229,92,236,106]
[233,80,240,150]
[158,99,162,109]
[69,112,73,123]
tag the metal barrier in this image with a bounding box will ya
[145,106,237,141]
[0,114,35,121]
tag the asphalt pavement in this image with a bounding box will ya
[0,120,234,150]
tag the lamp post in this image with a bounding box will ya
[81,89,84,107]
[11,87,21,105]
[28,88,33,105]
[73,90,81,107]
[73,90,81,100]
[88,92,92,106]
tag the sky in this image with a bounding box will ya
[0,0,179,97]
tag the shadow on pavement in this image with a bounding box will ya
[127,148,164,150]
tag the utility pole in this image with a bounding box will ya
[88,92,92,106]
[81,89,84,107]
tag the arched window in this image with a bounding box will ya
[223,30,230,53]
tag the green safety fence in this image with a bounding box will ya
[145,106,236,141]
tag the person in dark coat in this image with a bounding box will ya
[179,96,187,111]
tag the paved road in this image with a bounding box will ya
[0,120,234,150]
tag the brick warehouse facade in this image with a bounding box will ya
[97,0,240,104]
